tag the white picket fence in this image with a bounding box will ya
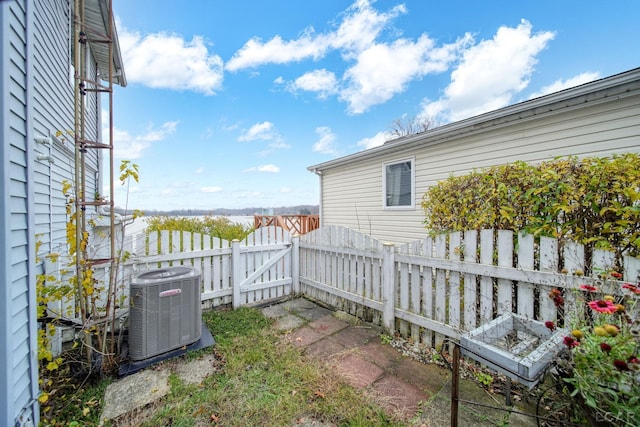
[46,225,640,350]
[299,226,640,349]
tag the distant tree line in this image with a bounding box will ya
[115,205,319,217]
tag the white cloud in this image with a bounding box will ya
[290,69,338,99]
[226,30,328,71]
[244,164,280,173]
[112,128,149,159]
[227,0,406,72]
[280,187,292,193]
[238,122,290,152]
[328,0,407,58]
[238,121,277,141]
[421,20,555,122]
[139,121,179,141]
[232,191,264,200]
[268,140,291,150]
[341,34,472,114]
[118,24,223,95]
[529,72,600,99]
[201,186,223,193]
[356,131,391,150]
[312,126,338,155]
[225,0,477,114]
[195,167,205,174]
[112,121,178,159]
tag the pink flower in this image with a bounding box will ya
[579,284,598,292]
[622,283,640,295]
[588,300,618,314]
[563,336,579,348]
[610,272,623,279]
[544,321,556,331]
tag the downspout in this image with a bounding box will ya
[310,168,323,227]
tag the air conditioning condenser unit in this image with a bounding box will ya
[129,266,202,361]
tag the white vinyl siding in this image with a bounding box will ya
[32,0,101,255]
[2,1,117,424]
[321,155,428,243]
[315,78,640,244]
[1,0,39,425]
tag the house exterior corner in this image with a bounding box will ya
[1,1,126,424]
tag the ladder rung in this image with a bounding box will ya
[77,139,112,149]
[76,200,114,207]
[85,258,114,266]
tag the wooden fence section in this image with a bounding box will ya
[254,214,320,235]
[298,226,387,322]
[299,226,640,349]
[393,230,640,348]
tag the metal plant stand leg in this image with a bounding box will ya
[451,345,460,427]
[448,338,572,426]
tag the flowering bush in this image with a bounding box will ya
[547,271,640,425]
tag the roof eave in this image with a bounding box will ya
[85,0,127,87]
[308,67,640,173]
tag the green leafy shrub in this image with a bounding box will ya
[421,154,640,264]
[146,215,254,241]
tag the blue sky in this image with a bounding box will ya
[108,0,639,211]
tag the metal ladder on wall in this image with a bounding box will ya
[73,0,117,324]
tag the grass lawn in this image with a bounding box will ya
[43,306,402,426]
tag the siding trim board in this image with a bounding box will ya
[25,0,41,424]
[1,0,40,425]
[0,2,12,420]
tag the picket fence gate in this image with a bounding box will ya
[121,225,294,309]
[47,225,640,351]
[44,226,293,322]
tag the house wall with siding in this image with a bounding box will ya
[1,1,105,424]
[1,1,40,425]
[32,0,101,256]
[317,80,640,245]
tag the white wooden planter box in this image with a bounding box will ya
[460,312,566,388]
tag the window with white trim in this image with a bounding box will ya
[383,158,415,209]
